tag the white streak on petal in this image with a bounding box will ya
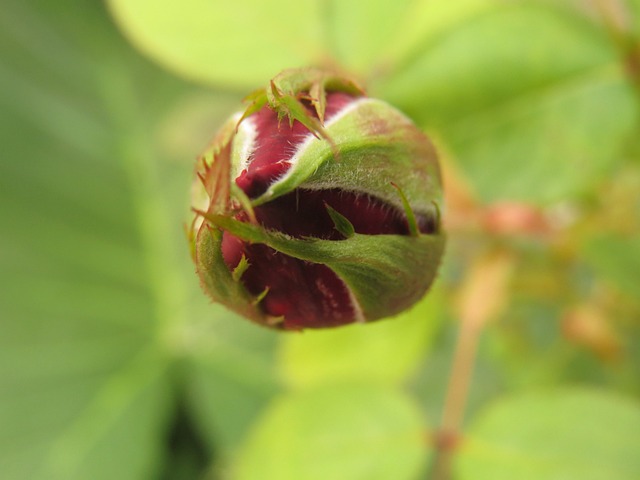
[347,287,366,323]
[232,114,257,179]
[263,97,372,198]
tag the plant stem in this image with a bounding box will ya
[441,317,483,436]
[430,314,483,480]
[596,0,640,93]
[430,250,514,480]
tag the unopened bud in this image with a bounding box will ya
[189,68,444,330]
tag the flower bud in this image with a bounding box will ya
[189,68,444,330]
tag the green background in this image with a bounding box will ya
[1,1,639,479]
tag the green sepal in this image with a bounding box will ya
[232,255,250,282]
[194,224,265,324]
[391,182,419,237]
[252,287,270,306]
[251,98,442,224]
[203,214,445,321]
[194,121,235,215]
[324,203,355,239]
[267,68,364,123]
[230,182,257,223]
[237,88,268,125]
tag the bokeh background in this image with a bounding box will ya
[1,1,639,479]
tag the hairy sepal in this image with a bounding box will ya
[204,214,445,321]
[251,98,442,224]
[194,224,266,324]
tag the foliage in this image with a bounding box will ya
[1,0,639,479]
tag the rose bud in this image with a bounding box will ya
[189,68,444,330]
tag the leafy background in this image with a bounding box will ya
[1,0,639,479]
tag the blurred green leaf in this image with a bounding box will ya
[107,0,326,89]
[42,350,173,480]
[106,0,501,88]
[374,0,501,80]
[184,355,278,456]
[181,310,281,455]
[0,1,271,478]
[582,234,640,297]
[379,4,638,204]
[279,291,443,388]
[315,0,414,75]
[323,0,497,77]
[235,384,429,480]
[455,389,640,480]
[0,3,178,478]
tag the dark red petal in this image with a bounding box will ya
[254,189,437,237]
[221,241,356,329]
[253,189,411,237]
[235,92,357,199]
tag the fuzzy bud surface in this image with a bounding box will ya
[189,68,444,330]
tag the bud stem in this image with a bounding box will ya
[431,250,514,480]
[595,0,640,96]
[430,314,483,480]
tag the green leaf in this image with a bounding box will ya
[235,384,429,480]
[0,1,268,478]
[107,0,326,88]
[0,3,180,479]
[455,389,640,480]
[581,234,640,297]
[321,0,416,75]
[107,0,500,87]
[279,290,443,388]
[41,350,172,480]
[326,0,498,79]
[181,310,281,455]
[379,4,638,204]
